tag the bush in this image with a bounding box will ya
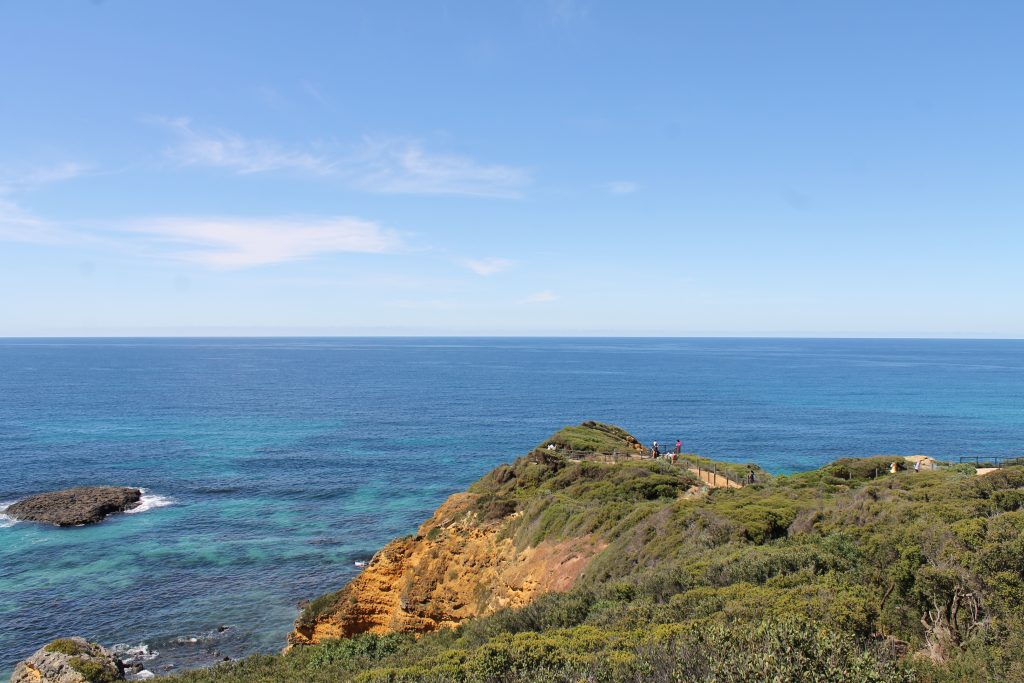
[473,495,519,521]
[44,638,85,655]
[825,456,904,482]
[308,633,414,667]
[68,657,120,683]
[297,590,343,628]
[542,422,639,453]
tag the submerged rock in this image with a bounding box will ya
[6,487,142,526]
[10,637,124,683]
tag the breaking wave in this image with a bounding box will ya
[126,490,175,515]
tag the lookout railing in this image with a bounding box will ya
[959,456,1024,468]
[555,447,747,487]
[558,449,642,463]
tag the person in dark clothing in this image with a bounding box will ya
[748,470,756,484]
[652,441,660,459]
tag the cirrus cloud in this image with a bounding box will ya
[606,180,638,195]
[0,206,403,269]
[155,119,530,198]
[523,290,558,303]
[123,216,403,268]
[158,117,333,175]
[349,137,529,198]
[463,257,514,276]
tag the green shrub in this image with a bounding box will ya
[825,456,904,482]
[68,657,120,683]
[308,632,414,667]
[44,638,85,655]
[473,494,518,521]
[541,421,638,453]
[296,590,343,628]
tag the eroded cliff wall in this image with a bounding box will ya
[287,490,605,645]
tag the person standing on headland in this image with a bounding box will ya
[675,439,682,455]
[748,469,756,484]
[652,441,660,459]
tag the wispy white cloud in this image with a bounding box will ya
[300,79,327,104]
[1,161,91,194]
[0,202,121,252]
[462,257,514,276]
[24,162,91,185]
[0,163,93,243]
[123,216,402,268]
[157,118,333,175]
[523,290,558,303]
[0,204,402,268]
[349,138,529,198]
[606,180,638,195]
[549,0,588,24]
[0,198,50,241]
[156,119,529,198]
[0,149,402,268]
[389,298,459,310]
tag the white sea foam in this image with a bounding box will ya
[0,501,18,528]
[112,642,158,662]
[114,642,159,681]
[125,490,174,514]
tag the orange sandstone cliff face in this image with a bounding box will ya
[287,491,605,646]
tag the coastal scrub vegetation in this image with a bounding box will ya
[67,657,121,683]
[540,421,640,453]
[168,423,1024,682]
[43,638,87,656]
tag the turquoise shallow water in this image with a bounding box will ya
[2,337,1024,676]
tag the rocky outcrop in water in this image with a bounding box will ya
[6,487,142,526]
[10,637,124,683]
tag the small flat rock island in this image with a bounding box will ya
[6,486,142,526]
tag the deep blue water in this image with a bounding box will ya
[2,337,1023,676]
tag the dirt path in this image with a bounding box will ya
[687,467,744,489]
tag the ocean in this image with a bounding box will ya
[2,337,1023,676]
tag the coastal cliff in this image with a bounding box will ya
[288,491,605,645]
[288,422,653,645]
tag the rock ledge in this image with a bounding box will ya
[10,637,124,683]
[6,487,142,526]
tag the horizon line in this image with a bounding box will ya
[1,334,1023,341]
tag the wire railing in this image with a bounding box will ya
[554,446,748,487]
[558,449,641,463]
[959,456,1024,468]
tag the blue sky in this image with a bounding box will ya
[1,1,1022,336]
